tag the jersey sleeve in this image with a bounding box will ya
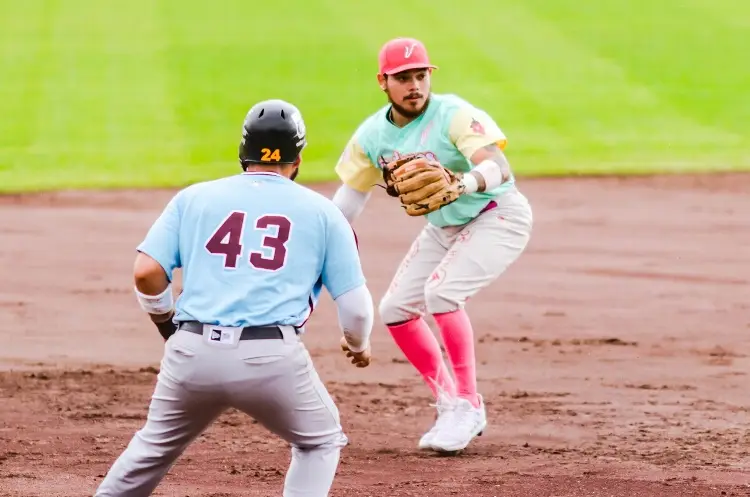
[136,191,183,282]
[334,134,381,193]
[320,204,367,300]
[448,104,508,160]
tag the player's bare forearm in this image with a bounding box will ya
[133,252,177,339]
[466,143,512,193]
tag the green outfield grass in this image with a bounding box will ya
[0,0,747,192]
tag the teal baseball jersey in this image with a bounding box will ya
[136,171,365,328]
[335,93,515,227]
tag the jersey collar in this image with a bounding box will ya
[241,171,284,178]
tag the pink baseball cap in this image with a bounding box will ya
[378,37,438,76]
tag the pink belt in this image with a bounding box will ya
[480,200,497,213]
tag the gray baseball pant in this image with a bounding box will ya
[94,324,347,497]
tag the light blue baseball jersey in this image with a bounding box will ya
[335,93,515,228]
[136,171,365,328]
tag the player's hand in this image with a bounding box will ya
[340,336,371,368]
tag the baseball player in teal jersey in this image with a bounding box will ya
[95,99,375,497]
[331,38,533,454]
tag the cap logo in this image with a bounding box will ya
[404,43,417,58]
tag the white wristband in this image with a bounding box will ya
[460,173,479,194]
[135,285,174,315]
[473,159,508,191]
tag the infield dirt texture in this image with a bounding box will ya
[1,173,749,496]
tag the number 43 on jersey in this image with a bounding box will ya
[205,211,292,271]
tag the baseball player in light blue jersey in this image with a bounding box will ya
[94,99,374,497]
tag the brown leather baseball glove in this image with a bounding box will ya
[382,155,465,216]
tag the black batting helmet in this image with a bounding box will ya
[239,99,307,169]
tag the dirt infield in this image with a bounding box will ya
[1,173,749,496]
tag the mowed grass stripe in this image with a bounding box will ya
[689,0,750,29]
[0,2,188,191]
[0,0,100,189]
[414,1,582,159]
[0,1,747,192]
[435,2,726,150]
[305,0,459,133]
[669,0,750,132]
[296,0,583,175]
[412,1,660,173]
[310,0,742,175]
[0,2,52,173]
[156,0,252,179]
[156,0,389,184]
[444,0,746,173]
[29,1,117,188]
[106,1,189,187]
[522,0,748,142]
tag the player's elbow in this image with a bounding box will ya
[332,184,370,223]
[341,289,374,325]
[347,306,372,330]
[335,284,375,337]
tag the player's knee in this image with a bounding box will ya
[293,430,348,452]
[378,293,418,325]
[424,281,461,315]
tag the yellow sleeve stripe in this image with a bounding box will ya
[334,138,381,193]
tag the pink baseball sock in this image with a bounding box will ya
[433,309,480,408]
[386,318,456,399]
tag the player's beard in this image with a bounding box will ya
[388,93,430,119]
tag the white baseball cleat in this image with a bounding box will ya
[429,394,487,453]
[418,392,456,450]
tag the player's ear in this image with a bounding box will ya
[289,158,301,181]
[377,73,387,91]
